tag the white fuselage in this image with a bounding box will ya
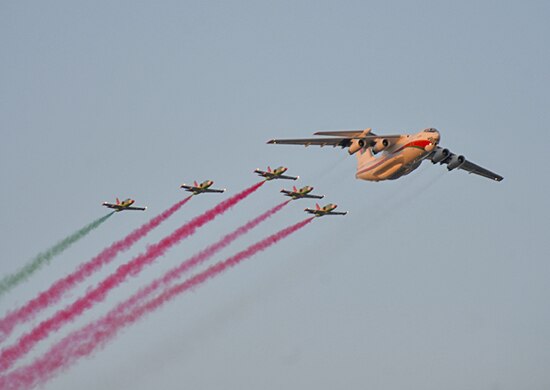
[355,129,440,181]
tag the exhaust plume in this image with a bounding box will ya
[0,213,114,299]
[0,217,312,389]
[0,182,263,372]
[0,197,191,342]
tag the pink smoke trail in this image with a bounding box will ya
[0,182,264,373]
[0,196,192,343]
[115,199,291,318]
[0,217,312,390]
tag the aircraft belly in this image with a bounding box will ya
[355,148,428,181]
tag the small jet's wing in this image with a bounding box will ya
[123,206,147,211]
[302,194,324,199]
[429,146,503,182]
[326,211,348,216]
[201,188,225,193]
[277,174,298,181]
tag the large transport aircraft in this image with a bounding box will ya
[180,180,225,195]
[268,128,503,182]
[254,166,299,181]
[305,203,347,217]
[281,186,324,200]
[102,198,147,212]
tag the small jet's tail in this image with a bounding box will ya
[292,186,297,192]
[267,166,272,172]
[116,198,120,205]
[193,181,198,187]
[315,203,321,210]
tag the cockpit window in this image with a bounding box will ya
[424,128,438,133]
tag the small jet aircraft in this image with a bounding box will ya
[254,166,298,181]
[268,128,503,182]
[102,198,147,212]
[180,180,226,195]
[305,203,348,217]
[281,186,324,200]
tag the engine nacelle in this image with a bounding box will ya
[348,139,365,155]
[371,139,389,154]
[431,148,450,164]
[447,154,465,171]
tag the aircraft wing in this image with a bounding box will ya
[277,174,298,180]
[102,203,121,210]
[302,194,324,199]
[123,206,147,211]
[429,146,503,182]
[267,135,402,148]
[458,160,503,182]
[326,211,348,216]
[201,188,225,193]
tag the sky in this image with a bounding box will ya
[1,1,549,389]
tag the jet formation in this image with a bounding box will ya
[102,168,345,218]
[102,127,503,215]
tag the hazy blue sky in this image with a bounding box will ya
[1,1,549,389]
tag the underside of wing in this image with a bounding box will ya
[278,174,298,180]
[303,194,324,199]
[267,134,402,148]
[429,146,503,182]
[203,188,225,193]
[459,160,503,182]
[125,206,146,211]
[267,137,352,147]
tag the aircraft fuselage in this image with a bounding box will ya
[355,130,439,181]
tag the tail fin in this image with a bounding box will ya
[267,166,272,172]
[194,181,198,187]
[116,198,120,205]
[315,203,321,210]
[293,186,297,192]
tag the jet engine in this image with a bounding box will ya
[431,148,450,163]
[347,139,365,155]
[446,154,465,171]
[371,139,389,154]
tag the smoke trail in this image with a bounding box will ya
[0,197,192,343]
[0,217,312,390]
[0,213,114,299]
[0,182,263,372]
[112,199,291,319]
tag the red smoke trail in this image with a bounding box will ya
[0,182,264,373]
[0,217,312,390]
[0,196,192,343]
[115,199,291,318]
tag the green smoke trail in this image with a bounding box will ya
[0,213,114,298]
